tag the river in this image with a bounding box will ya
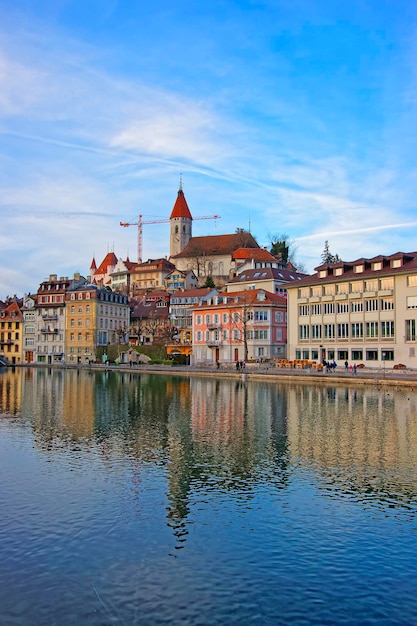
[1,366,417,625]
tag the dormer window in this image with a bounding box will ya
[319,270,327,278]
[354,265,364,273]
[392,259,402,268]
[334,268,343,276]
[373,262,382,271]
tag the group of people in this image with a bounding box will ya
[323,359,337,372]
[236,360,246,371]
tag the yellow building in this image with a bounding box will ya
[0,299,23,365]
[286,251,417,368]
[65,284,130,363]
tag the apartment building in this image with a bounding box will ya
[192,289,287,365]
[0,299,23,365]
[65,284,129,363]
[286,251,417,367]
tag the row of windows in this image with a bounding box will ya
[299,321,395,340]
[299,299,394,316]
[195,311,285,325]
[0,322,20,329]
[295,348,395,362]
[298,278,396,298]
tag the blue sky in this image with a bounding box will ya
[2,0,417,297]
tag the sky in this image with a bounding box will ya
[1,0,417,297]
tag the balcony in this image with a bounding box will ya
[42,313,58,321]
[207,339,222,347]
[41,328,59,334]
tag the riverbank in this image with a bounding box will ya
[12,361,417,389]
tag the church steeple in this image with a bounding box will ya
[169,178,193,258]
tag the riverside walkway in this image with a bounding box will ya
[46,360,417,389]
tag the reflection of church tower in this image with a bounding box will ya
[169,178,193,258]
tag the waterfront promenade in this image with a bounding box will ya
[18,360,417,389]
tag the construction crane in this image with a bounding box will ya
[120,213,220,263]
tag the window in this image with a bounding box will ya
[337,283,349,295]
[299,325,309,339]
[365,299,378,312]
[324,324,335,339]
[381,321,394,338]
[311,304,321,315]
[350,281,363,293]
[258,347,265,357]
[351,350,363,361]
[70,319,75,327]
[71,305,75,313]
[311,325,321,339]
[365,280,378,292]
[205,314,210,324]
[337,302,349,314]
[324,284,335,296]
[275,311,283,322]
[407,275,417,287]
[78,333,82,341]
[299,305,310,316]
[407,296,417,309]
[366,322,378,338]
[380,278,394,290]
[338,350,349,360]
[299,288,309,298]
[366,350,378,361]
[276,328,282,341]
[323,303,334,314]
[254,330,268,339]
[406,320,416,341]
[381,298,394,311]
[233,329,240,340]
[351,323,363,338]
[381,350,394,361]
[223,313,228,323]
[311,286,322,297]
[337,323,349,338]
[255,311,268,321]
[196,315,202,325]
[351,301,363,313]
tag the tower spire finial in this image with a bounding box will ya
[179,173,183,192]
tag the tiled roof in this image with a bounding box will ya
[170,188,192,220]
[195,288,287,309]
[94,252,118,275]
[232,247,277,262]
[293,251,417,287]
[173,232,259,258]
[171,287,215,298]
[229,267,307,284]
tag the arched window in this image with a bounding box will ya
[175,226,179,234]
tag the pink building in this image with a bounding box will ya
[192,289,287,365]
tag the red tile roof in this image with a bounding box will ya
[94,252,118,275]
[173,232,259,258]
[232,247,278,262]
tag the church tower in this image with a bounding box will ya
[169,178,192,258]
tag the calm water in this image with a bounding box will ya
[1,367,417,625]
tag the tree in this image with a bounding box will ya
[321,240,342,265]
[203,276,215,288]
[268,232,306,272]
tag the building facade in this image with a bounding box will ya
[0,299,23,365]
[286,252,417,367]
[65,284,130,363]
[192,289,287,365]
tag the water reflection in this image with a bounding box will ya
[1,367,417,537]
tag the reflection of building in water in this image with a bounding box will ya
[0,368,23,415]
[20,367,96,440]
[285,384,417,499]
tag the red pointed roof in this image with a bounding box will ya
[95,252,118,275]
[170,184,192,220]
[90,256,97,271]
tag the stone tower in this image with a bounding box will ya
[169,179,193,258]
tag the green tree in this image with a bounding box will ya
[203,276,216,288]
[268,232,306,272]
[321,240,342,264]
